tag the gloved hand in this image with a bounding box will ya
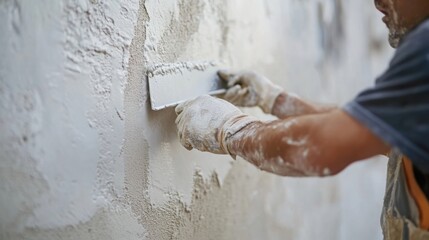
[218,70,283,114]
[175,95,257,156]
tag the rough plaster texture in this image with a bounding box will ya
[0,0,393,239]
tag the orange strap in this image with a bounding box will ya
[403,157,429,230]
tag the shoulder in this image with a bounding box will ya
[396,19,429,57]
[383,19,429,78]
[405,18,429,42]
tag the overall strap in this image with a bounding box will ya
[403,157,429,230]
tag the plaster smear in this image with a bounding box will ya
[142,0,233,208]
[147,61,216,77]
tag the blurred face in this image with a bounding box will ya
[375,0,429,48]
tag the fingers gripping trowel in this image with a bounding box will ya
[147,62,227,111]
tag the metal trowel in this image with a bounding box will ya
[147,62,227,111]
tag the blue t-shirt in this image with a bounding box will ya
[344,19,429,174]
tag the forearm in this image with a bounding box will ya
[271,92,337,119]
[226,116,332,177]
[225,110,389,177]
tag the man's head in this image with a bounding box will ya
[375,0,429,48]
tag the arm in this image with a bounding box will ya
[176,96,389,177]
[218,70,336,118]
[271,92,337,119]
[226,109,389,176]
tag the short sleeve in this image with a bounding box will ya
[343,22,429,173]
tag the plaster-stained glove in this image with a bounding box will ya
[175,95,258,157]
[218,70,283,114]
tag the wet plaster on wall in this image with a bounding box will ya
[138,0,235,209]
[123,0,252,238]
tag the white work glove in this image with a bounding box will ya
[175,95,257,156]
[218,70,283,114]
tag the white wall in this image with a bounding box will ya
[0,0,393,239]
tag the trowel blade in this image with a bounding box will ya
[147,62,227,111]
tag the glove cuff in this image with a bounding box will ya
[260,84,283,114]
[219,115,258,159]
